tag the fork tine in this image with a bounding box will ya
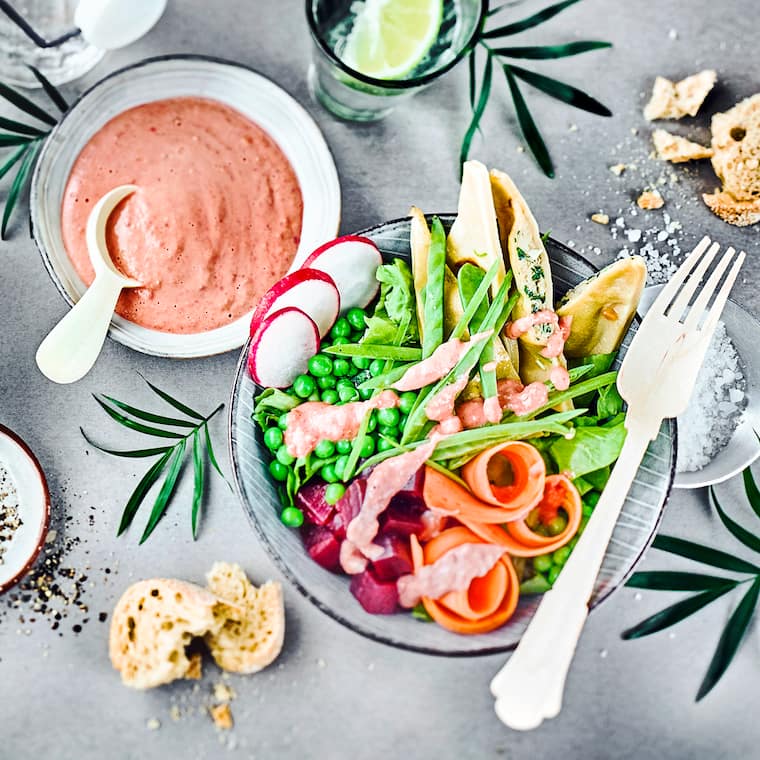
[683,247,738,330]
[690,251,746,336]
[666,241,721,321]
[646,236,711,316]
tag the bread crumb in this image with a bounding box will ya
[209,703,233,730]
[169,705,181,722]
[644,70,716,121]
[591,213,610,225]
[652,129,713,163]
[637,190,665,210]
[185,652,202,680]
[609,163,626,176]
[213,681,236,703]
[146,718,161,731]
[703,191,760,226]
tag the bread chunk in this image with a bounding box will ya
[703,191,760,226]
[653,129,713,162]
[644,70,716,120]
[710,94,760,201]
[109,579,224,689]
[637,190,665,210]
[205,562,285,674]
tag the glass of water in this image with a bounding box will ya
[0,1,103,87]
[306,0,487,122]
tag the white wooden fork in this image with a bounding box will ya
[491,236,746,731]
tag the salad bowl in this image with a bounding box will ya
[229,216,676,655]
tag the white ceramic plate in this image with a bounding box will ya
[639,285,760,489]
[31,55,341,359]
[0,426,50,594]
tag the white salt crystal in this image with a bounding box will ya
[626,229,642,243]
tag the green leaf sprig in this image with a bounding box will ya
[82,376,228,544]
[0,66,66,239]
[462,0,612,177]
[623,465,760,701]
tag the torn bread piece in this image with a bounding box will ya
[210,703,234,730]
[205,562,285,675]
[637,189,664,210]
[653,129,713,162]
[109,579,224,690]
[703,191,760,227]
[644,70,717,121]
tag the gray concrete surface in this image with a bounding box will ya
[1,1,759,758]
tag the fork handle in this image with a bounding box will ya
[490,415,661,731]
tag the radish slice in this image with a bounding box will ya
[302,235,382,311]
[248,307,320,388]
[250,268,339,339]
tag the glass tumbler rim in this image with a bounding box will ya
[305,0,489,91]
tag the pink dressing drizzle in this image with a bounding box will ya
[344,440,437,564]
[425,374,469,432]
[339,540,368,575]
[284,390,399,458]
[397,543,506,608]
[482,395,502,424]
[506,309,557,340]
[456,378,550,427]
[392,331,492,391]
[550,365,571,391]
[541,315,572,358]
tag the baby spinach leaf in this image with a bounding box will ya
[549,420,626,477]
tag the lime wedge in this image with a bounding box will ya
[342,0,444,80]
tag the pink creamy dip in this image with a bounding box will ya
[457,379,550,427]
[60,97,303,333]
[284,390,399,458]
[506,310,572,359]
[397,543,506,608]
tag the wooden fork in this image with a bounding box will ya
[490,236,746,731]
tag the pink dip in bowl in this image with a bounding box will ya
[60,96,303,334]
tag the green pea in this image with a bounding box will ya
[334,455,350,479]
[359,437,375,457]
[378,425,398,439]
[578,515,590,534]
[333,358,351,377]
[582,503,594,518]
[276,446,295,466]
[269,460,289,482]
[336,377,355,390]
[346,307,366,331]
[533,554,552,574]
[548,565,562,585]
[308,391,321,402]
[332,336,350,346]
[321,389,339,405]
[359,387,373,400]
[350,331,364,342]
[338,385,359,403]
[314,439,336,459]
[321,463,339,483]
[367,412,378,432]
[280,506,304,528]
[330,317,352,339]
[398,392,417,415]
[552,546,572,566]
[585,491,601,508]
[277,413,289,430]
[324,483,346,505]
[377,407,400,427]
[263,427,283,451]
[377,438,396,453]
[352,355,371,370]
[568,536,579,549]
[336,439,353,455]
[308,354,333,377]
[317,375,336,389]
[369,359,385,377]
[293,374,316,399]
[547,514,568,536]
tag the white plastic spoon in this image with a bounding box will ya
[36,185,141,384]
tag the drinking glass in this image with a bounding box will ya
[306,0,487,122]
[0,1,103,87]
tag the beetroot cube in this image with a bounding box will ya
[334,478,366,536]
[302,525,341,572]
[296,481,334,527]
[350,568,399,614]
[371,533,413,581]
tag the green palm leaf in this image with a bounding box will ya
[139,374,205,420]
[27,65,68,112]
[621,584,738,639]
[651,534,760,574]
[742,466,760,521]
[626,571,741,592]
[81,428,171,458]
[0,81,57,126]
[0,116,46,137]
[204,422,228,483]
[140,440,187,544]
[0,143,28,181]
[0,134,32,147]
[460,51,493,171]
[697,576,760,700]
[508,64,611,116]
[118,451,172,535]
[710,486,760,554]
[102,394,198,428]
[483,0,582,37]
[1,139,41,239]
[491,41,612,59]
[191,431,205,538]
[92,395,185,439]
[503,65,553,177]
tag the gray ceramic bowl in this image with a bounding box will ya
[228,217,676,655]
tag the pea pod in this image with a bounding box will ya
[325,343,422,361]
[421,216,447,359]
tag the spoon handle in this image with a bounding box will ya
[36,274,124,384]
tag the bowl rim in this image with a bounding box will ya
[228,217,676,655]
[0,425,51,595]
[30,53,341,360]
